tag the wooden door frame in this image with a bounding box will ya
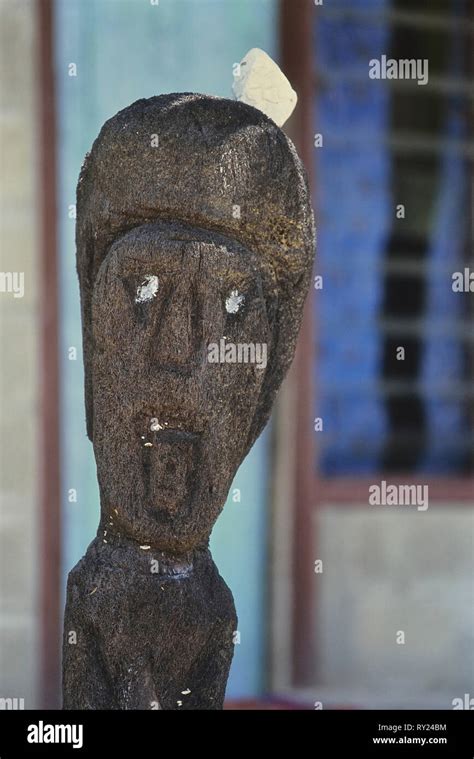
[38,0,61,710]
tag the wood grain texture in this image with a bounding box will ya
[63,94,315,709]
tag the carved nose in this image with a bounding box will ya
[150,282,201,374]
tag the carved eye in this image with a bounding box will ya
[135,275,159,304]
[225,289,245,314]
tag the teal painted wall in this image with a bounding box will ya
[55,0,277,699]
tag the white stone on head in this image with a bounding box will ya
[232,48,297,128]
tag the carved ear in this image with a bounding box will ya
[75,154,96,440]
[244,264,313,458]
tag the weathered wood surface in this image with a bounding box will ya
[63,94,315,709]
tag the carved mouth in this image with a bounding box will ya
[149,427,200,444]
[137,413,201,519]
[139,414,202,446]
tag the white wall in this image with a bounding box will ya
[314,504,474,708]
[0,0,40,710]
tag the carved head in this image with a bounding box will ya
[77,94,314,554]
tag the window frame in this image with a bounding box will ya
[273,0,474,697]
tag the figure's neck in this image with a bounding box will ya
[94,525,201,579]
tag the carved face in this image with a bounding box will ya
[91,221,277,554]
